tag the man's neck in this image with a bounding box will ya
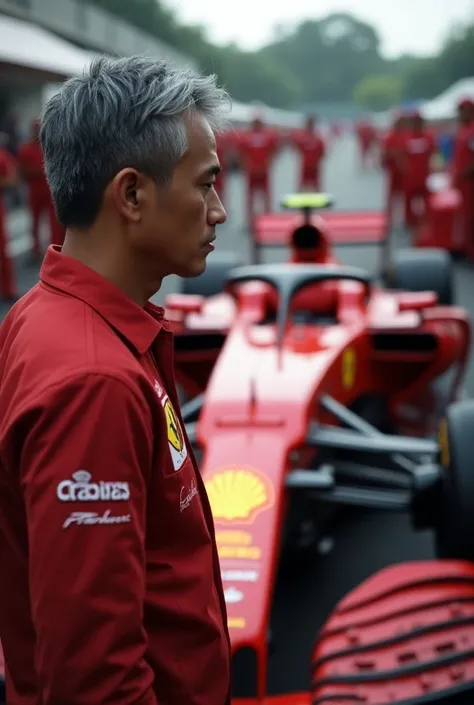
[62,231,157,307]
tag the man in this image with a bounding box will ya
[356,117,378,170]
[292,115,326,191]
[400,111,436,229]
[236,115,279,224]
[452,97,474,260]
[0,56,230,705]
[381,111,407,227]
[18,119,65,256]
[0,133,17,301]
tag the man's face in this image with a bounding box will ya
[306,117,315,131]
[121,112,226,281]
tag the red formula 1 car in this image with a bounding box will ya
[165,195,474,703]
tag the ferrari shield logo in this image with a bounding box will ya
[205,466,274,524]
[342,348,356,389]
[163,398,188,471]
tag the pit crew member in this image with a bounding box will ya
[291,114,326,191]
[356,117,378,169]
[236,115,280,223]
[0,55,230,705]
[381,111,408,226]
[452,97,474,261]
[400,111,436,229]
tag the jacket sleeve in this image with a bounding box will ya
[20,372,158,705]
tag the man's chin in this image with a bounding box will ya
[178,257,208,279]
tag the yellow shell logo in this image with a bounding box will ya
[205,467,274,524]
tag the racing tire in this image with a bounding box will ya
[435,399,474,561]
[386,248,454,306]
[180,251,242,298]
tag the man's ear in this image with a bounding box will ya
[110,168,148,223]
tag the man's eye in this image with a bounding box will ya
[203,182,214,190]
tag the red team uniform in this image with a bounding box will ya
[381,115,407,224]
[18,120,64,253]
[236,118,279,223]
[399,114,436,228]
[292,117,326,190]
[356,119,378,169]
[452,99,474,259]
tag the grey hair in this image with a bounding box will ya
[40,55,230,228]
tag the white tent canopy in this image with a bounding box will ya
[0,14,99,77]
[421,77,474,121]
[0,14,304,128]
[229,100,304,128]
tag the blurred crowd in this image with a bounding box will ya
[1,95,473,302]
[0,116,64,301]
[215,97,474,257]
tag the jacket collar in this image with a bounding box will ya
[40,246,168,354]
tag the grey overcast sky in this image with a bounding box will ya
[167,0,474,57]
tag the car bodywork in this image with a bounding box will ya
[415,172,465,255]
[166,200,471,700]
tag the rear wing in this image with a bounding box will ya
[253,211,388,247]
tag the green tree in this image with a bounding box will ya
[354,74,404,111]
[260,14,384,103]
[81,1,474,111]
[403,58,446,100]
[403,23,474,100]
[438,23,474,85]
[218,47,302,107]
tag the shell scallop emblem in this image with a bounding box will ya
[205,467,274,524]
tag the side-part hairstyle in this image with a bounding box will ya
[40,55,230,228]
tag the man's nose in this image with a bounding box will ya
[208,193,227,225]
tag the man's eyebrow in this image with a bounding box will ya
[201,164,221,178]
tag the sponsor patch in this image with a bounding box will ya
[180,480,198,512]
[216,530,261,560]
[57,470,130,503]
[224,586,244,604]
[221,569,259,583]
[205,466,274,524]
[342,347,356,389]
[162,397,188,471]
[63,510,131,529]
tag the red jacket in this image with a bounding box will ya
[0,246,231,705]
[292,129,325,170]
[401,129,436,189]
[236,128,279,176]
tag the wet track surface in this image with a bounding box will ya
[2,135,474,695]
